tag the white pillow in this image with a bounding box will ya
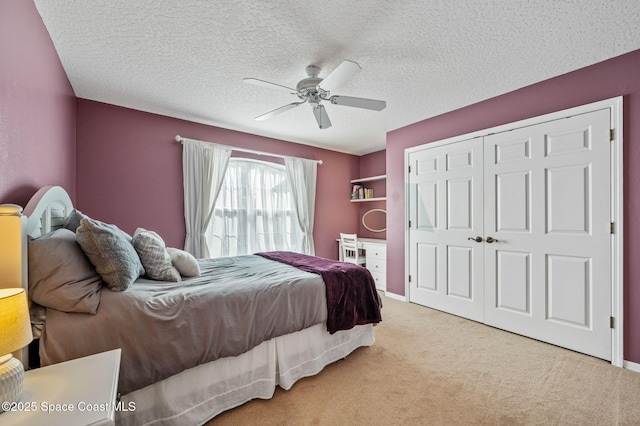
[166,248,201,277]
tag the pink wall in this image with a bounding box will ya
[386,49,640,363]
[75,99,361,260]
[357,149,387,240]
[0,0,76,206]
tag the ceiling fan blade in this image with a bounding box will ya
[255,102,304,121]
[243,78,297,95]
[329,95,386,111]
[317,60,361,92]
[312,104,332,129]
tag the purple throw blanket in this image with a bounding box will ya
[256,251,382,334]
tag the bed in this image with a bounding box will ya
[18,185,382,425]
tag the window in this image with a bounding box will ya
[207,158,303,257]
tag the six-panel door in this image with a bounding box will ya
[483,108,611,360]
[408,137,484,322]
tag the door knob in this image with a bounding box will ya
[467,236,483,243]
[486,237,499,243]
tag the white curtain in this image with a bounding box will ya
[182,139,231,258]
[208,158,303,257]
[285,157,317,255]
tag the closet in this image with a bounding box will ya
[405,99,622,362]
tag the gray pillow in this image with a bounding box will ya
[64,209,89,232]
[76,218,144,291]
[167,247,201,277]
[28,228,102,314]
[132,228,181,282]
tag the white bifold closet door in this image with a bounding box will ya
[408,108,612,360]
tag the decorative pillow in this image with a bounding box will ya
[29,302,47,338]
[166,247,201,277]
[64,209,89,232]
[76,218,144,291]
[132,228,181,282]
[28,228,102,314]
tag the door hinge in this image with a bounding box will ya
[408,220,412,228]
[610,129,615,141]
[610,316,615,329]
[610,222,615,234]
[408,165,412,174]
[408,275,412,283]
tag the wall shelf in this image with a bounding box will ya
[350,174,386,202]
[350,174,386,184]
[351,197,387,203]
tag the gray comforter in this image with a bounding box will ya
[40,255,327,394]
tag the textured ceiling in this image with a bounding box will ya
[34,0,640,155]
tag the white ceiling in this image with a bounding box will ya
[34,0,640,155]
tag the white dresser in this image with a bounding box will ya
[338,237,386,292]
[362,240,386,291]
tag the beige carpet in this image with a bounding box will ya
[208,294,640,425]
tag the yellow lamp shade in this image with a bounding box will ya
[0,204,25,289]
[0,288,32,356]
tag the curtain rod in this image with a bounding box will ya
[175,135,322,165]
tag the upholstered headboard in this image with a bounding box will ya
[23,185,74,238]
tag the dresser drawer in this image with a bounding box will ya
[366,258,386,274]
[365,244,386,261]
[369,271,386,291]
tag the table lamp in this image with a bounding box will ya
[0,288,32,409]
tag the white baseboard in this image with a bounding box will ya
[384,291,407,302]
[623,360,640,373]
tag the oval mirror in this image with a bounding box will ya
[362,209,387,233]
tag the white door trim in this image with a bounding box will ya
[404,96,623,367]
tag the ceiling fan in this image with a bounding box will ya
[243,60,386,129]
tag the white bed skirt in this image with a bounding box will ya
[116,323,375,426]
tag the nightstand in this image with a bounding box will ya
[1,349,121,426]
